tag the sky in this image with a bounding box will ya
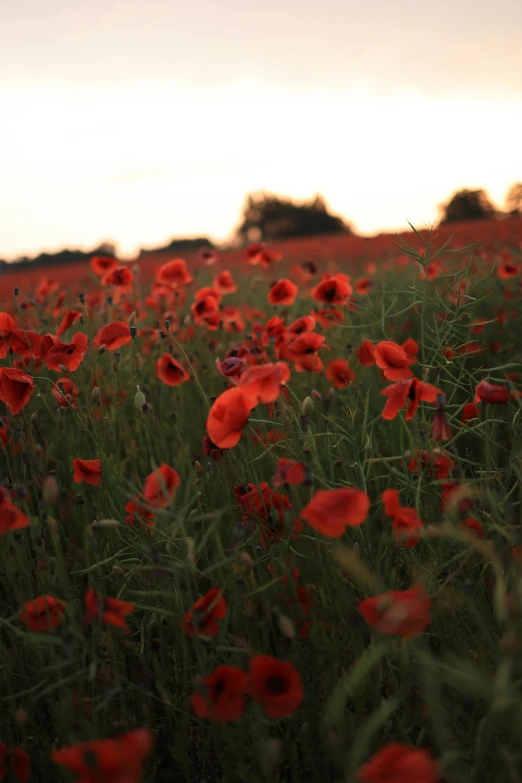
[1,0,522,260]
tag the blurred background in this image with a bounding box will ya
[1,0,521,262]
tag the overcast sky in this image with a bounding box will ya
[1,0,521,259]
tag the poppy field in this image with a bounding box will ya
[1,219,522,783]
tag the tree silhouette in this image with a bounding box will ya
[439,189,496,224]
[505,183,522,216]
[235,193,352,243]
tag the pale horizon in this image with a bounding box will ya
[1,0,522,261]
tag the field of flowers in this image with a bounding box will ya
[1,219,522,783]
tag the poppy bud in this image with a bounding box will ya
[128,311,137,326]
[92,518,120,528]
[112,565,124,576]
[311,389,321,400]
[278,613,296,639]
[98,345,106,355]
[30,412,38,425]
[194,460,203,476]
[92,386,100,403]
[13,287,19,297]
[134,388,146,409]
[43,475,58,506]
[14,707,29,727]
[59,364,70,374]
[46,516,58,532]
[301,396,314,416]
[130,325,137,339]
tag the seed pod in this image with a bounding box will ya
[130,325,137,339]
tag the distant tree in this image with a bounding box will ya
[439,189,496,224]
[139,237,215,258]
[505,182,522,216]
[235,193,352,243]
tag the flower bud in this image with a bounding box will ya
[134,388,146,409]
[13,287,19,297]
[128,311,137,326]
[301,396,314,416]
[43,475,58,506]
[92,386,100,403]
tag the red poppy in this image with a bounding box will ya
[71,458,101,487]
[288,315,316,336]
[101,264,135,289]
[0,312,15,358]
[142,463,181,509]
[326,359,355,389]
[238,362,291,404]
[401,337,419,361]
[10,328,43,358]
[300,488,370,538]
[382,489,424,547]
[52,377,80,408]
[311,274,352,305]
[359,584,431,638]
[52,729,153,783]
[461,401,481,423]
[314,308,344,328]
[206,387,257,449]
[355,276,374,295]
[461,517,484,538]
[381,378,443,421]
[0,368,34,415]
[191,665,248,722]
[0,744,30,783]
[248,655,304,718]
[191,294,221,329]
[84,588,135,633]
[474,380,509,405]
[19,595,67,631]
[420,261,441,281]
[244,244,282,268]
[432,408,453,442]
[93,321,132,351]
[497,261,519,279]
[407,450,453,480]
[44,332,89,372]
[356,742,438,783]
[268,279,298,306]
[124,497,156,529]
[181,587,227,637]
[201,249,219,265]
[285,331,327,373]
[272,458,307,487]
[356,339,376,366]
[90,255,118,276]
[213,270,237,294]
[56,309,83,337]
[0,486,30,535]
[215,355,247,378]
[156,353,190,386]
[374,341,414,381]
[156,257,193,287]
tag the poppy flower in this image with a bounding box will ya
[0,744,30,783]
[461,401,481,423]
[156,353,190,386]
[213,270,237,294]
[124,496,156,529]
[474,380,509,405]
[461,517,484,538]
[52,377,80,408]
[382,489,424,547]
[10,328,43,358]
[272,458,308,487]
[407,450,453,481]
[244,244,282,268]
[248,655,304,718]
[56,309,83,337]
[355,276,374,295]
[287,315,316,336]
[0,368,34,415]
[356,742,438,783]
[44,332,89,372]
[268,279,298,306]
[201,249,219,265]
[0,486,30,535]
[73,458,102,486]
[314,308,344,328]
[300,488,370,538]
[90,255,118,276]
[156,257,193,287]
[52,729,153,783]
[401,338,419,361]
[101,264,135,289]
[326,359,355,389]
[142,463,181,509]
[420,261,441,281]
[359,584,431,638]
[432,408,453,442]
[0,312,15,358]
[215,355,247,378]
[311,274,352,305]
[356,339,376,366]
[93,321,132,351]
[381,378,443,421]
[206,387,257,449]
[84,588,135,633]
[181,587,227,637]
[19,595,67,631]
[191,294,221,329]
[191,665,248,722]
[374,341,414,381]
[497,261,519,279]
[238,362,291,404]
[285,331,327,373]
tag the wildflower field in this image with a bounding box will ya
[2,219,522,783]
